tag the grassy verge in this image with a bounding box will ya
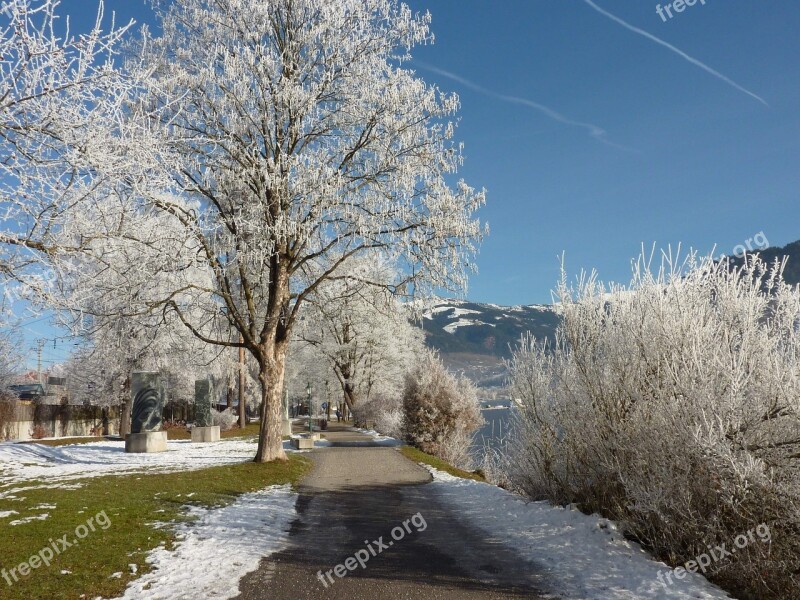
[0,455,311,600]
[165,421,263,440]
[398,446,486,482]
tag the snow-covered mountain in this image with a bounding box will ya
[421,299,560,357]
[419,300,560,389]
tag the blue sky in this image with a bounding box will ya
[18,0,800,364]
[403,0,800,304]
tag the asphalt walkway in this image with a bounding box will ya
[235,424,548,599]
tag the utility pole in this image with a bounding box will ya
[35,339,45,386]
[238,335,246,428]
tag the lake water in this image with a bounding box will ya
[472,400,514,461]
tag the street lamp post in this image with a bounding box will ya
[306,382,313,433]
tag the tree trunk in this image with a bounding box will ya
[342,381,357,420]
[119,376,131,437]
[336,365,358,418]
[254,342,288,462]
[238,337,246,428]
[253,254,291,462]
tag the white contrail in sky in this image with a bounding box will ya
[413,60,637,152]
[582,0,768,107]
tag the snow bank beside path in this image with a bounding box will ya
[427,468,732,600]
[352,428,403,446]
[0,439,296,486]
[109,484,297,600]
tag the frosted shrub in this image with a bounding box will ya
[509,251,800,599]
[478,444,515,489]
[403,350,483,470]
[353,395,404,438]
[211,408,237,432]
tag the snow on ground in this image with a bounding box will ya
[0,438,297,486]
[108,484,297,600]
[423,304,482,320]
[0,481,83,501]
[442,318,495,333]
[9,512,49,526]
[290,429,401,447]
[426,467,732,600]
[424,305,457,317]
[352,428,403,446]
[449,307,481,318]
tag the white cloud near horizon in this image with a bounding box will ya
[582,0,768,107]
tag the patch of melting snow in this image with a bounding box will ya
[352,429,403,447]
[0,439,297,486]
[109,484,298,600]
[0,482,83,500]
[0,510,19,518]
[9,513,49,526]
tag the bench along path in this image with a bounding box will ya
[235,425,549,599]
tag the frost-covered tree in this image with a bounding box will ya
[103,0,484,461]
[285,340,339,416]
[0,1,142,409]
[0,0,131,281]
[62,312,228,430]
[39,191,231,431]
[0,328,21,389]
[295,256,424,413]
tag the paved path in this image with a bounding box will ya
[235,426,549,599]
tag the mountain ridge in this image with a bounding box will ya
[725,239,800,285]
[422,238,800,388]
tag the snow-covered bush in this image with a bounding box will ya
[353,394,404,438]
[211,408,237,432]
[508,251,800,599]
[403,350,483,470]
[476,437,516,489]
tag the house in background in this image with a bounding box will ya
[6,371,69,404]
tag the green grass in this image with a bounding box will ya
[0,455,311,600]
[398,446,486,482]
[164,421,263,440]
